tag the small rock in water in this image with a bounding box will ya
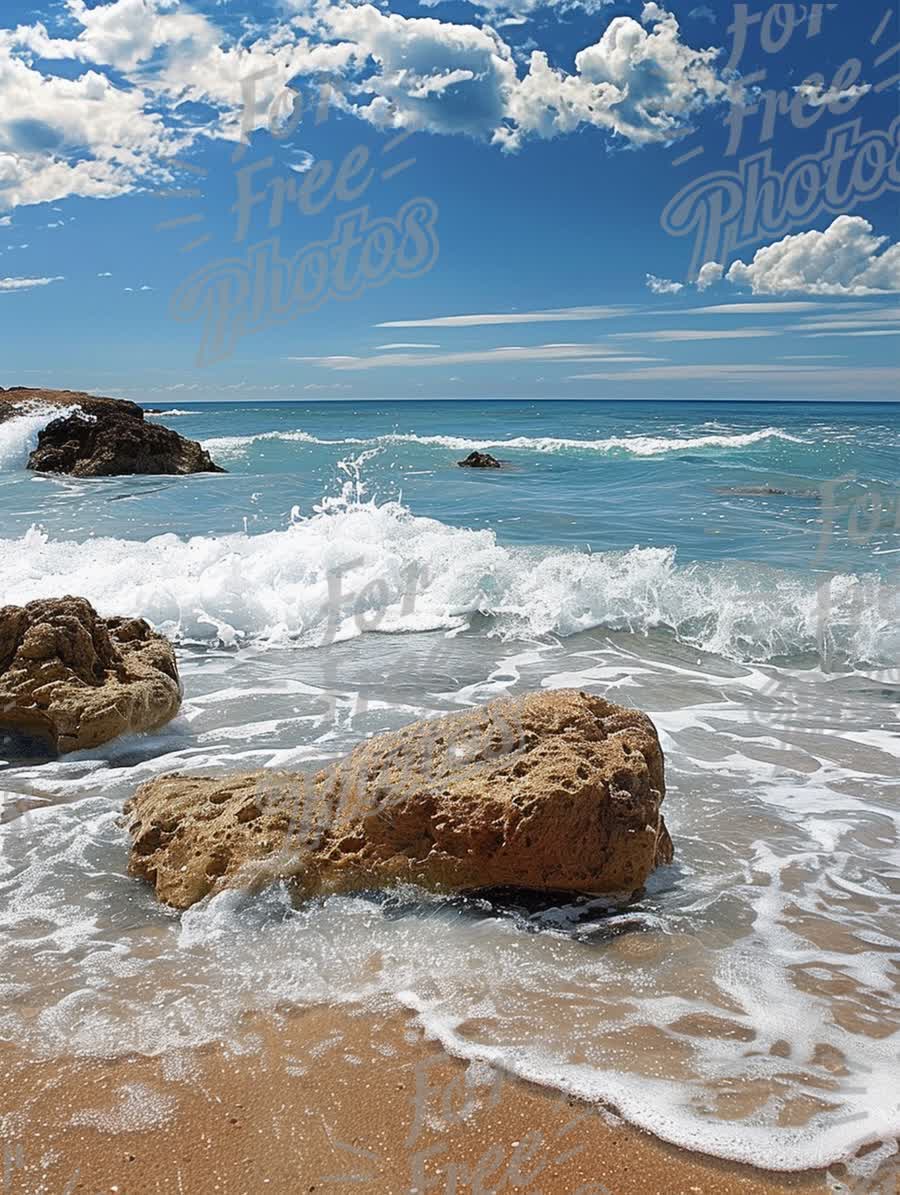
[458,450,501,468]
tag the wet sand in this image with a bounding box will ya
[2,1003,885,1195]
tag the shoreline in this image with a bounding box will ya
[1,1003,879,1195]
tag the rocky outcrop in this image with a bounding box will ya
[458,451,501,468]
[0,387,223,476]
[0,597,181,754]
[125,689,672,910]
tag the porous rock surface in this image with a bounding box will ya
[0,597,181,753]
[126,689,673,909]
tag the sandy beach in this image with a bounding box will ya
[4,1004,887,1195]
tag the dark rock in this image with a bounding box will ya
[0,387,224,476]
[0,597,181,754]
[458,451,501,469]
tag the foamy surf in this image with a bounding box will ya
[0,403,70,470]
[2,495,894,665]
[203,426,806,460]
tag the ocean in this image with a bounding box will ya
[0,399,897,1177]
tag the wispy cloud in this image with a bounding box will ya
[0,275,63,291]
[612,328,777,341]
[676,302,826,315]
[569,364,899,387]
[374,342,442,350]
[804,329,900,338]
[294,344,660,370]
[376,306,628,329]
[788,308,900,332]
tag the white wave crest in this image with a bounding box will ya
[203,426,806,460]
[145,409,201,417]
[1,493,894,665]
[0,403,73,471]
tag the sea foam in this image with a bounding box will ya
[203,426,806,459]
[1,493,894,665]
[0,404,70,470]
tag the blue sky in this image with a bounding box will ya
[1,0,898,401]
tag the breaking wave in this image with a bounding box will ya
[0,403,69,470]
[2,489,894,666]
[203,426,806,460]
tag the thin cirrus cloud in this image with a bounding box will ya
[787,308,900,333]
[675,302,827,315]
[376,306,628,328]
[611,328,777,341]
[804,329,900,338]
[569,364,899,387]
[0,275,63,291]
[293,344,661,370]
[374,342,442,350]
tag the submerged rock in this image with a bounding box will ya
[0,387,224,476]
[125,689,673,909]
[0,597,181,754]
[458,450,501,468]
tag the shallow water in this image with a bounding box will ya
[0,399,897,1174]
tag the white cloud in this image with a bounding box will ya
[321,4,518,140]
[97,271,113,277]
[612,327,775,341]
[499,3,732,150]
[294,344,660,369]
[793,81,871,108]
[569,364,899,388]
[318,2,731,150]
[696,261,723,291]
[0,43,184,210]
[646,274,683,295]
[679,301,826,314]
[377,305,627,327]
[805,329,900,338]
[645,276,678,295]
[721,216,900,297]
[0,0,733,213]
[0,274,63,290]
[787,308,900,332]
[375,342,442,349]
[0,215,10,226]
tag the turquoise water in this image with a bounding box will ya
[0,398,897,1175]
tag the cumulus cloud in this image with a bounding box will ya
[500,2,731,150]
[696,261,723,291]
[0,275,63,290]
[0,33,190,209]
[321,5,517,139]
[720,217,900,297]
[0,0,732,212]
[646,274,683,294]
[307,2,733,150]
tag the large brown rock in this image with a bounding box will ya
[0,597,181,754]
[125,689,673,910]
[0,387,223,476]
